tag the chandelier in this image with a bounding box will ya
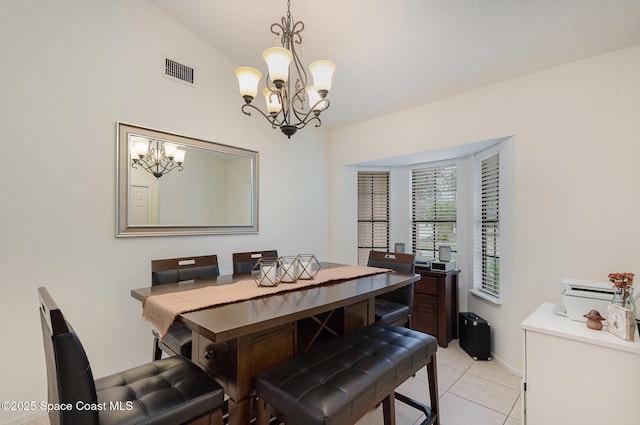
[234,0,335,138]
[129,137,185,179]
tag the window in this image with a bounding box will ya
[412,164,457,260]
[357,171,389,265]
[474,152,500,298]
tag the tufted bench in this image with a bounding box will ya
[255,321,439,425]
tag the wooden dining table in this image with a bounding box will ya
[131,262,419,425]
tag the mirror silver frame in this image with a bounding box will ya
[116,122,259,237]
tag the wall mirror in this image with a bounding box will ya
[117,122,258,236]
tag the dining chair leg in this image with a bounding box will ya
[152,336,162,360]
[255,397,269,425]
[427,355,440,425]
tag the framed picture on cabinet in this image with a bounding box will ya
[606,304,635,341]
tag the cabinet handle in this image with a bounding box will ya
[204,350,215,360]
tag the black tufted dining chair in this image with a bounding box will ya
[367,250,416,328]
[150,255,220,361]
[38,286,224,425]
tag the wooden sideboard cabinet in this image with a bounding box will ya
[413,267,460,348]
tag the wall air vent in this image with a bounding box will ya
[165,58,194,84]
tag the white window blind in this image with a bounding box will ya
[474,152,500,297]
[357,171,389,265]
[412,164,457,259]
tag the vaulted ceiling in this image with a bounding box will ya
[151,0,640,130]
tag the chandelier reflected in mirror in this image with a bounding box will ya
[129,137,185,179]
[234,0,335,138]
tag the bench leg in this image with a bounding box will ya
[427,354,440,425]
[394,353,440,425]
[382,393,396,425]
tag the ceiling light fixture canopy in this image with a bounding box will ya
[235,0,335,138]
[130,137,185,179]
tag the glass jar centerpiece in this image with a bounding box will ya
[608,272,636,317]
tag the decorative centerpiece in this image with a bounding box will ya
[279,256,301,283]
[297,254,320,280]
[608,272,636,315]
[252,258,280,287]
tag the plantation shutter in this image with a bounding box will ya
[357,171,389,265]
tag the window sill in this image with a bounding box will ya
[469,288,502,305]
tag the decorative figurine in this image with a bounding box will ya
[583,310,605,330]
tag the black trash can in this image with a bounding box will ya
[459,312,491,360]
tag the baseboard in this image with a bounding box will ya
[489,351,522,378]
[0,411,46,425]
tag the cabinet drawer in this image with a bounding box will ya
[196,336,230,386]
[415,276,438,295]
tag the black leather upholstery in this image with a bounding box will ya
[95,357,222,425]
[374,296,412,323]
[38,287,224,425]
[157,323,192,358]
[152,264,219,285]
[368,251,416,327]
[233,261,258,274]
[232,250,278,274]
[255,322,438,425]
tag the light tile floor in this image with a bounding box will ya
[24,340,522,425]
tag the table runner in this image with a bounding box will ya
[143,265,390,339]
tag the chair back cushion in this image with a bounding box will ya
[232,250,278,274]
[151,255,219,285]
[367,251,415,306]
[366,250,415,273]
[38,287,99,425]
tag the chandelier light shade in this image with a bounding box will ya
[263,87,283,114]
[263,47,293,86]
[234,0,335,138]
[234,67,263,101]
[129,136,185,179]
[308,60,336,95]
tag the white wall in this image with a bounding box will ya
[3,2,639,422]
[0,1,328,423]
[328,44,640,373]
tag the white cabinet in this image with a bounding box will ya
[522,303,640,425]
